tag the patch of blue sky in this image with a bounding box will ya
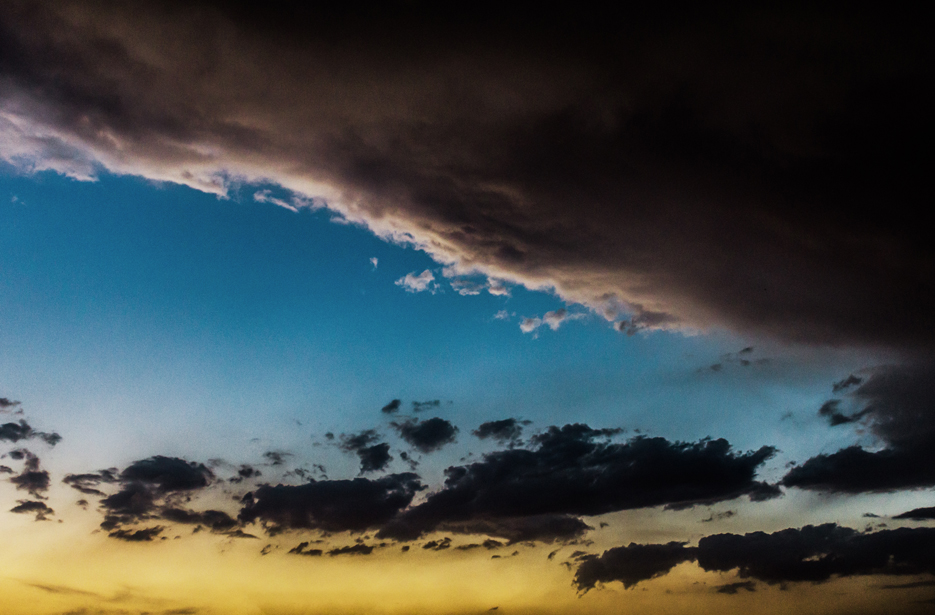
[1,169,868,477]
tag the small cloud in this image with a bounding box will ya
[381,399,402,414]
[263,451,292,466]
[370,257,379,270]
[487,279,510,296]
[450,279,485,295]
[701,510,736,523]
[520,309,583,334]
[716,581,757,595]
[392,417,458,453]
[340,430,393,474]
[615,310,678,335]
[10,499,54,521]
[0,398,21,412]
[412,400,441,412]
[328,543,376,556]
[396,270,436,293]
[493,310,512,320]
[109,527,164,542]
[253,189,299,212]
[832,374,863,393]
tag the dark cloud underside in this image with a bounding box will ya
[238,473,425,535]
[0,2,930,348]
[575,524,935,591]
[380,424,777,540]
[784,361,935,493]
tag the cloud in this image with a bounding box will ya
[893,507,935,521]
[90,456,217,535]
[832,375,864,394]
[328,544,375,556]
[575,524,935,591]
[9,449,51,498]
[391,417,458,453]
[340,430,393,474]
[615,311,680,336]
[160,508,239,533]
[0,397,21,412]
[412,400,441,412]
[379,424,778,541]
[472,418,530,446]
[288,541,324,557]
[381,399,402,414]
[520,309,583,334]
[253,189,299,213]
[396,270,436,293]
[238,473,425,535]
[228,464,261,484]
[0,419,61,446]
[62,469,120,496]
[370,257,379,270]
[263,451,292,466]
[1,4,927,348]
[10,499,54,521]
[716,581,757,594]
[108,527,164,542]
[784,361,935,493]
[574,542,696,591]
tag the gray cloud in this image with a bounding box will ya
[391,417,458,454]
[0,3,929,348]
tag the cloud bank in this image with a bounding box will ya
[0,2,930,348]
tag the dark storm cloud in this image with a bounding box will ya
[10,499,54,521]
[391,417,458,453]
[472,419,530,446]
[894,507,935,521]
[379,423,777,541]
[575,524,935,591]
[784,361,935,493]
[0,398,21,411]
[340,430,393,474]
[0,419,61,446]
[0,3,930,348]
[238,473,425,535]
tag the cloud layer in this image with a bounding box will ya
[0,2,930,347]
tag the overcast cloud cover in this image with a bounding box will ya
[1,1,930,347]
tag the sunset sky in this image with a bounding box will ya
[1,3,932,614]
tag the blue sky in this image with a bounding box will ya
[1,168,870,475]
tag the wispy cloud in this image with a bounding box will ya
[396,270,436,293]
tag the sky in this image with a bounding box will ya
[0,3,933,614]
